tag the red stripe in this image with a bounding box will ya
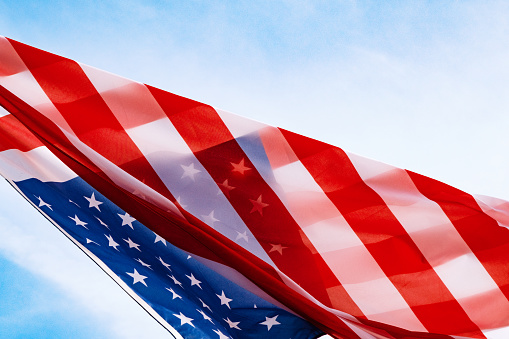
[0,114,43,152]
[146,90,233,153]
[408,171,509,300]
[280,128,484,338]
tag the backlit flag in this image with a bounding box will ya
[0,107,323,339]
[1,37,509,339]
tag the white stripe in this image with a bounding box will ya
[474,194,509,230]
[216,109,268,139]
[433,253,499,299]
[342,321,379,339]
[303,217,366,252]
[273,160,328,194]
[0,37,28,77]
[482,325,509,338]
[78,63,133,93]
[0,69,74,132]
[1,70,51,106]
[0,147,77,182]
[348,151,509,330]
[0,106,8,117]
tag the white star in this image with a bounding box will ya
[250,194,269,215]
[212,329,230,339]
[186,273,203,289]
[181,163,201,181]
[168,274,183,288]
[123,237,141,251]
[216,290,233,309]
[217,179,235,197]
[231,158,251,175]
[95,216,109,229]
[198,298,212,313]
[173,312,194,327]
[201,210,219,227]
[118,212,136,229]
[165,287,182,300]
[176,196,187,208]
[132,187,146,199]
[223,317,241,330]
[69,199,81,208]
[135,258,152,270]
[126,268,148,286]
[86,238,100,246]
[269,243,287,255]
[105,234,120,251]
[157,256,171,270]
[197,309,213,323]
[84,192,103,211]
[69,215,88,229]
[260,315,281,331]
[176,195,187,208]
[35,196,52,210]
[235,231,248,242]
[154,233,167,245]
[132,179,147,199]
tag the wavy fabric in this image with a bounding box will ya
[1,37,509,338]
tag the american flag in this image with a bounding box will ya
[0,110,323,338]
[1,36,509,338]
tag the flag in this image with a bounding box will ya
[1,36,509,338]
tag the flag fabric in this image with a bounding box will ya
[1,36,509,339]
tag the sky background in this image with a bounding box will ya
[1,1,509,338]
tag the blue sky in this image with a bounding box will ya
[1,1,509,337]
[0,258,106,339]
